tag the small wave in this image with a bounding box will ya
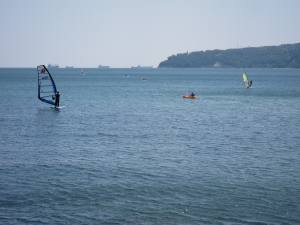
[97,132,120,138]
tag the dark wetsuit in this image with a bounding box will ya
[55,92,60,107]
[249,80,253,87]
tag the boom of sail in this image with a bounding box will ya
[37,65,58,106]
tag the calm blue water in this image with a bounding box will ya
[0,68,300,225]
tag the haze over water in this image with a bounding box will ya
[0,68,300,224]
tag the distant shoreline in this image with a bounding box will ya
[1,67,300,70]
[159,42,300,68]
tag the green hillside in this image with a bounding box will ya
[159,43,300,68]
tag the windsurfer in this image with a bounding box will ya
[55,91,60,107]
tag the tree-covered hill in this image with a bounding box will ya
[158,43,300,68]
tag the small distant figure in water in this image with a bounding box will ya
[55,91,60,107]
[249,80,253,87]
[183,91,197,99]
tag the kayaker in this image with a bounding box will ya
[190,92,195,97]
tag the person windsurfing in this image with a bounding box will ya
[243,72,252,88]
[248,80,253,88]
[54,91,60,108]
[37,65,62,108]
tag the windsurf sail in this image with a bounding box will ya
[242,72,252,88]
[242,72,249,82]
[37,65,57,106]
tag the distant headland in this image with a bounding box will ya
[158,42,300,68]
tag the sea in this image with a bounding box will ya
[0,68,300,225]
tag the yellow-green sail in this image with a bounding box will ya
[242,72,249,82]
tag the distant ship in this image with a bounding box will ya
[131,65,153,69]
[98,65,110,69]
[47,64,59,69]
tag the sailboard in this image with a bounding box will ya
[242,72,252,88]
[37,65,59,107]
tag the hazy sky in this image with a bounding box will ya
[0,0,299,68]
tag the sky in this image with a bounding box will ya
[0,0,299,68]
